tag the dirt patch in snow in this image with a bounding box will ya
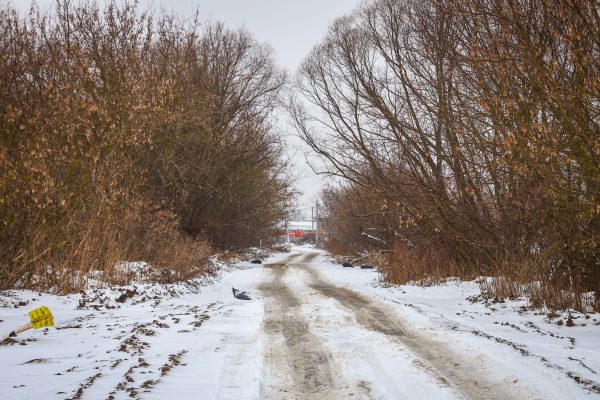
[259,255,338,399]
[303,256,514,400]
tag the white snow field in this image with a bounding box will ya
[1,246,599,399]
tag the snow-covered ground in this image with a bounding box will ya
[1,246,599,399]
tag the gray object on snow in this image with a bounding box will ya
[360,265,374,270]
[232,287,252,300]
[250,259,262,264]
[342,263,354,268]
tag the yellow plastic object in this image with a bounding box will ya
[28,306,54,329]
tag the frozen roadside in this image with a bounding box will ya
[0,252,281,400]
[2,245,599,400]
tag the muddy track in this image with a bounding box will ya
[263,252,514,400]
[259,254,337,399]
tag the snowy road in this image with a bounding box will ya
[1,246,599,399]
[259,251,514,399]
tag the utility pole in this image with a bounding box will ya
[285,218,289,244]
[311,206,314,234]
[316,200,319,246]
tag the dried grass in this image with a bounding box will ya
[381,242,465,286]
[383,246,599,313]
[8,204,213,294]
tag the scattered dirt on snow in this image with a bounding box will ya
[300,255,514,400]
[259,255,338,398]
[258,252,514,399]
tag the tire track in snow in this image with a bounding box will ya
[259,254,342,399]
[299,254,515,400]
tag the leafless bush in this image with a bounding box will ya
[380,242,464,286]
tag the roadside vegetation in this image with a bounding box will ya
[293,0,599,312]
[0,1,293,292]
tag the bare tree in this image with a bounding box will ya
[293,0,599,310]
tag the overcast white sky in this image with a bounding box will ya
[13,0,360,217]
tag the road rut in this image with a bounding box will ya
[259,251,517,400]
[259,254,339,399]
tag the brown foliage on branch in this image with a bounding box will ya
[0,1,292,292]
[294,0,599,311]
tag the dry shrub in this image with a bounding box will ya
[13,201,213,293]
[381,242,465,286]
[529,282,596,313]
[479,277,526,303]
[478,259,542,302]
[362,250,389,270]
[529,262,598,313]
[0,1,291,293]
[383,244,599,312]
[479,257,599,313]
[103,204,213,286]
[324,241,355,257]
